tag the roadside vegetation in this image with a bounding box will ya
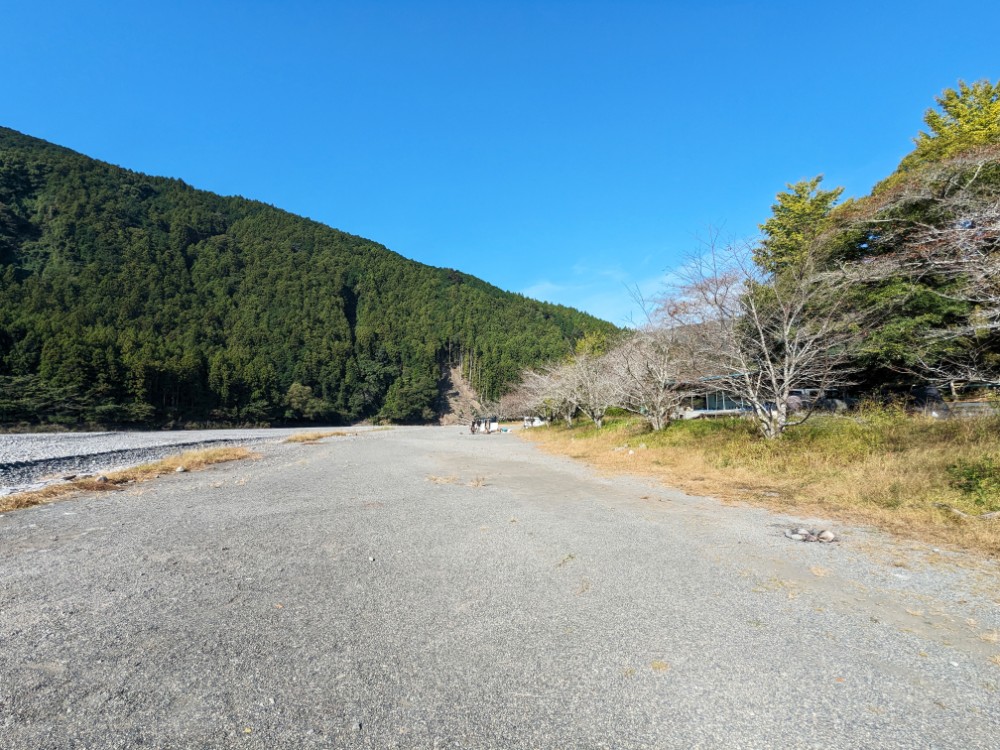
[522,409,1000,557]
[499,79,1000,557]
[285,430,354,443]
[500,79,1000,441]
[0,446,257,514]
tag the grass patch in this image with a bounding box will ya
[521,407,1000,558]
[285,430,353,443]
[0,446,257,514]
[426,475,458,484]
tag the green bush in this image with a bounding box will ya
[947,457,1000,509]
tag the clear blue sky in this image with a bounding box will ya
[2,0,997,325]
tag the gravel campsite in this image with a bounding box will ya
[1,426,998,748]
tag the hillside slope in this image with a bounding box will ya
[0,127,616,426]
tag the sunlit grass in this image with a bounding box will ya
[285,430,354,443]
[522,407,1000,557]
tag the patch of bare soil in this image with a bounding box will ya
[437,364,484,425]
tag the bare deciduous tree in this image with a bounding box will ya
[565,352,618,429]
[658,236,858,439]
[503,351,621,429]
[608,325,700,430]
[512,365,580,427]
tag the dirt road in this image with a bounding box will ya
[1,426,998,748]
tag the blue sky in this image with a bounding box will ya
[2,0,997,325]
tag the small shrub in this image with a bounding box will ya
[948,457,1000,509]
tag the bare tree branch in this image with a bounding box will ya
[657,234,859,439]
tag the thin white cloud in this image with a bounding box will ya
[521,280,567,299]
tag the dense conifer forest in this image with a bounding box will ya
[0,127,616,427]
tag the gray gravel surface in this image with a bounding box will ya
[0,428,310,495]
[1,426,998,749]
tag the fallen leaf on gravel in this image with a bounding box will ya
[810,566,830,577]
[991,655,1000,667]
[274,603,283,609]
[651,660,670,672]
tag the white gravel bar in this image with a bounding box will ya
[0,427,330,495]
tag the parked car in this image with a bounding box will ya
[815,390,858,413]
[910,386,950,418]
[787,389,857,413]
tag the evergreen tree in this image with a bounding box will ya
[897,79,1000,173]
[755,176,843,274]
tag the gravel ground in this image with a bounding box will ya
[1,426,998,749]
[0,428,315,496]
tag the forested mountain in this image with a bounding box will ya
[0,127,616,426]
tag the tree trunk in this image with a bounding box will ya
[758,405,787,440]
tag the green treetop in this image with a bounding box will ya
[894,79,1000,176]
[754,176,843,275]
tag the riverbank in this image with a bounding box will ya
[0,427,315,496]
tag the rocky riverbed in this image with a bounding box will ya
[0,428,309,496]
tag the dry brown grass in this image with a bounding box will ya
[521,409,1000,558]
[285,430,353,443]
[0,446,257,514]
[426,475,458,484]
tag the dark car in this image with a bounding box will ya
[910,385,950,418]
